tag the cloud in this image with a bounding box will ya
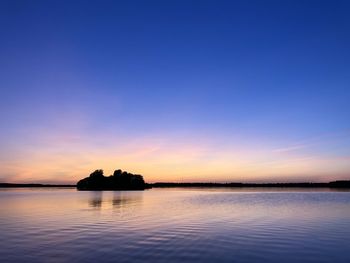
[272,129,350,154]
[273,144,308,153]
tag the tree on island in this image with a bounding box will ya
[77,169,148,190]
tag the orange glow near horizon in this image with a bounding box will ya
[1,128,350,184]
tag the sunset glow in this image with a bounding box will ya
[1,1,350,184]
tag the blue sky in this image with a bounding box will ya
[1,0,350,183]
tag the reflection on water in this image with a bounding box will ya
[89,191,103,207]
[88,191,143,208]
[0,188,350,263]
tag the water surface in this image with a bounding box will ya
[0,188,350,262]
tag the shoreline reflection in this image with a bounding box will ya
[88,191,143,209]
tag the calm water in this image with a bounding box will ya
[1,188,350,263]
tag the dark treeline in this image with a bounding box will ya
[0,183,75,188]
[151,181,350,188]
[1,180,350,189]
[77,169,148,190]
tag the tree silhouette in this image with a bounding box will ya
[77,169,149,190]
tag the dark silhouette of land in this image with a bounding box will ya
[77,169,149,190]
[1,175,350,190]
[151,181,350,188]
[0,183,75,188]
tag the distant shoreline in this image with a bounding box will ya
[151,181,350,188]
[1,181,350,189]
[0,183,76,188]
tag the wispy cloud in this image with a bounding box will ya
[273,144,309,153]
[272,129,350,154]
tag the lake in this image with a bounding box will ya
[0,188,350,262]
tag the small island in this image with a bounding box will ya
[77,169,149,191]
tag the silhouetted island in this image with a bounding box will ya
[1,179,350,190]
[76,169,149,191]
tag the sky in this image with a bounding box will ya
[1,0,350,184]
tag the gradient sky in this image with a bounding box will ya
[1,0,350,184]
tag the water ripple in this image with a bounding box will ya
[1,189,350,262]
